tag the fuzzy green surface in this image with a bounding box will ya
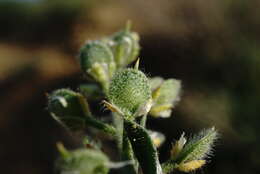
[124,119,163,174]
[48,89,86,130]
[108,68,151,117]
[154,79,181,106]
[79,40,114,71]
[175,127,218,163]
[149,77,164,91]
[57,149,109,174]
[48,89,84,117]
[109,30,140,67]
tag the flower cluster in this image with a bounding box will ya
[47,23,218,174]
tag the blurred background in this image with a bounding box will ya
[1,0,260,173]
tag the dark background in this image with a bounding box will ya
[1,0,260,173]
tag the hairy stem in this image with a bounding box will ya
[84,116,117,136]
[121,131,138,174]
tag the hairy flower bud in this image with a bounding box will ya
[48,89,90,130]
[108,68,151,118]
[57,144,109,174]
[175,127,218,163]
[79,40,116,90]
[105,29,140,68]
[171,133,187,159]
[162,128,218,174]
[149,78,181,118]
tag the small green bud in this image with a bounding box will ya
[175,127,218,163]
[79,40,116,90]
[108,68,152,118]
[48,89,90,131]
[57,144,109,174]
[149,78,181,118]
[105,29,140,68]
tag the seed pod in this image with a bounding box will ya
[79,40,116,90]
[105,29,140,68]
[56,144,109,174]
[48,89,90,131]
[149,78,181,118]
[108,68,151,118]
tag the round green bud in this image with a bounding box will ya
[48,89,87,130]
[107,30,140,68]
[108,68,151,118]
[79,40,114,72]
[79,40,116,90]
[57,148,109,174]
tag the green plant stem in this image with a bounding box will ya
[113,112,137,173]
[113,113,124,151]
[84,116,117,136]
[121,131,138,174]
[140,114,147,127]
[78,94,117,136]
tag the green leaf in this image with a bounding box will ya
[124,119,162,174]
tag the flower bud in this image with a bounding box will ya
[162,128,218,174]
[108,68,151,118]
[149,78,181,118]
[79,40,116,90]
[105,29,140,68]
[175,127,218,163]
[48,89,90,130]
[170,133,187,159]
[56,144,109,174]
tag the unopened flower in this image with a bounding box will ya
[79,40,116,91]
[48,89,90,131]
[149,78,181,118]
[104,26,140,68]
[107,68,152,119]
